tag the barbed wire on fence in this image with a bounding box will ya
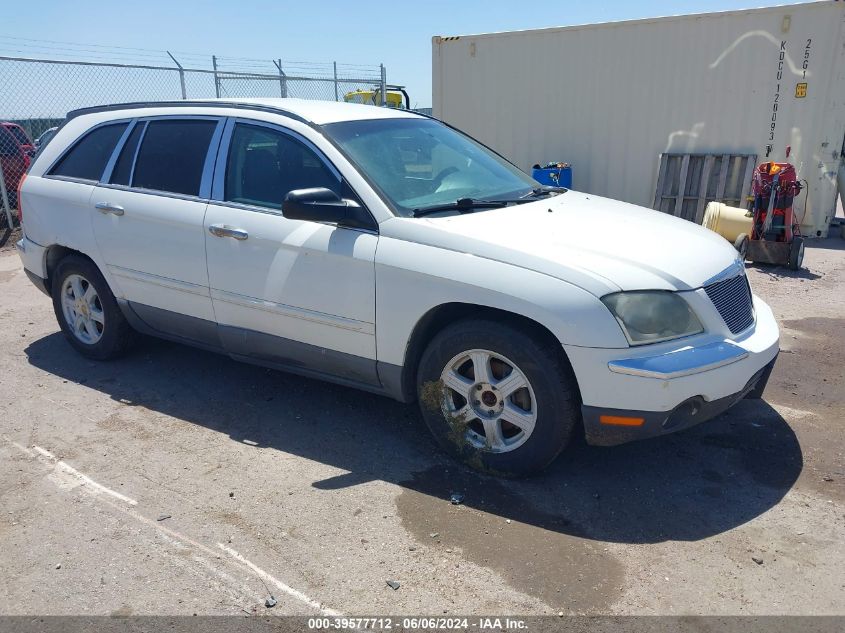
[0,48,389,227]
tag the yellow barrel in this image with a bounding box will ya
[702,202,752,242]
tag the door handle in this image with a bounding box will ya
[209,224,248,240]
[95,202,125,216]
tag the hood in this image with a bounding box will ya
[381,191,741,296]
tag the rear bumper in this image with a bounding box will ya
[17,236,50,296]
[582,356,776,446]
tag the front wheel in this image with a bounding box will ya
[416,319,579,477]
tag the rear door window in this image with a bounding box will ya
[132,119,217,196]
[49,123,128,181]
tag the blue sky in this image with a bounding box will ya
[2,0,811,108]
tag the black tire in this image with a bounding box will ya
[416,318,579,477]
[788,237,804,270]
[734,234,749,261]
[51,255,135,360]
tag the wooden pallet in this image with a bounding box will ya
[652,153,757,224]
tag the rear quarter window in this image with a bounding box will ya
[49,123,128,181]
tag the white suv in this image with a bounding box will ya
[17,99,779,476]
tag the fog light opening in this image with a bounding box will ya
[662,397,705,430]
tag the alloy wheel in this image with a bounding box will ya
[439,349,538,453]
[60,274,105,345]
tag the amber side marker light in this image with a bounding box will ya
[599,415,645,427]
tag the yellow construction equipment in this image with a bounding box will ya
[344,85,410,109]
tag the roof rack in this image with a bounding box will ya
[66,100,310,125]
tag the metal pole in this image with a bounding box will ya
[212,55,221,98]
[379,64,387,106]
[333,61,339,102]
[838,132,845,215]
[167,51,187,99]
[273,59,287,98]
[0,158,15,229]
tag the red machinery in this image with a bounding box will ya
[737,158,805,270]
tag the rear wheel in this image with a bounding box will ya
[51,255,135,360]
[416,319,579,477]
[788,237,804,270]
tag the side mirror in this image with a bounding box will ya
[282,187,348,223]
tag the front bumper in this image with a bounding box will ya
[565,294,780,446]
[582,356,775,446]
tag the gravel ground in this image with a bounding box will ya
[0,238,843,616]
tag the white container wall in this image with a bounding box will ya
[433,1,845,237]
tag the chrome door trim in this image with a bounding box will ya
[200,118,226,199]
[42,175,106,186]
[101,120,138,183]
[210,117,236,201]
[108,265,211,297]
[210,288,375,335]
[92,182,211,204]
[127,121,148,187]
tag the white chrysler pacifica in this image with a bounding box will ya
[16,99,779,475]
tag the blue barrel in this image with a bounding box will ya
[532,163,572,189]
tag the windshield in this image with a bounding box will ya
[323,118,538,216]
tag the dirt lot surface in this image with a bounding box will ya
[0,238,843,616]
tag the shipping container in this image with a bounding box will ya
[432,1,845,237]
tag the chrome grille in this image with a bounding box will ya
[704,273,755,334]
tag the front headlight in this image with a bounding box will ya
[601,291,703,346]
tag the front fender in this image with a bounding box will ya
[374,236,627,369]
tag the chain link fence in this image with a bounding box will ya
[0,54,387,228]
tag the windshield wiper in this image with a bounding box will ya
[412,198,512,218]
[520,185,568,199]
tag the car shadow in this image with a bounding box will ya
[745,262,822,281]
[26,332,802,545]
